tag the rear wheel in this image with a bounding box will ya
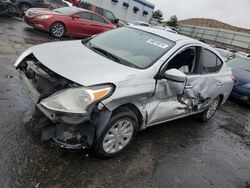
[199,96,221,122]
[94,108,138,158]
[50,22,66,38]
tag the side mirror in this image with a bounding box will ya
[164,68,187,83]
[72,15,80,19]
[114,18,119,23]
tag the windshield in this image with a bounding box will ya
[54,7,77,14]
[86,27,175,69]
[227,57,250,72]
[216,48,230,58]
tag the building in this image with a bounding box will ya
[83,0,155,23]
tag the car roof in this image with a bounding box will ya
[215,48,231,53]
[130,25,201,43]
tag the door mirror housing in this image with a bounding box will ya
[164,68,187,83]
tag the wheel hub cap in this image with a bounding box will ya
[103,119,134,154]
[52,24,64,37]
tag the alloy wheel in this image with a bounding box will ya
[52,23,65,37]
[102,119,134,154]
[206,97,220,119]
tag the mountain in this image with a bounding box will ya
[178,18,250,34]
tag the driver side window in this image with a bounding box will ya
[166,47,201,74]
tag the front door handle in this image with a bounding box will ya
[217,81,223,87]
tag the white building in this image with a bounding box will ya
[83,0,155,23]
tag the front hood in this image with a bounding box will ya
[230,66,250,84]
[31,40,139,86]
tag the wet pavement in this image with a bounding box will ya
[0,17,250,188]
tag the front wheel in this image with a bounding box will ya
[50,22,66,38]
[94,108,138,158]
[199,96,221,122]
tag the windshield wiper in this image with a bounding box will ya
[91,46,120,63]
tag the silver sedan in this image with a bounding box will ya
[15,26,234,158]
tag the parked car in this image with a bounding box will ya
[227,57,250,105]
[15,26,233,158]
[78,1,120,26]
[235,51,250,58]
[151,25,177,34]
[14,0,71,12]
[215,48,235,62]
[24,6,116,37]
[128,20,150,27]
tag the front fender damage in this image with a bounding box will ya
[39,106,112,149]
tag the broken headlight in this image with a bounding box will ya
[40,86,113,114]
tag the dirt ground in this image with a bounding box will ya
[0,17,250,188]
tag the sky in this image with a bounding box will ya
[148,0,250,29]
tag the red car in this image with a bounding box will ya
[24,6,116,38]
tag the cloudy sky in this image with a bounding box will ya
[148,0,250,29]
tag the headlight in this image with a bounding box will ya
[40,86,113,114]
[242,83,250,89]
[36,15,53,19]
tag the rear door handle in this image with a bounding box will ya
[185,85,193,89]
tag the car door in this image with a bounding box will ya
[69,12,93,37]
[146,45,224,126]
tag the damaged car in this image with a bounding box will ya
[15,26,234,158]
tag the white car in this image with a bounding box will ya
[151,25,177,34]
[236,51,250,58]
[128,20,150,27]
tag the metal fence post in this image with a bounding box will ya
[231,33,236,45]
[215,30,220,42]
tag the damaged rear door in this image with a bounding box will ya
[147,45,224,126]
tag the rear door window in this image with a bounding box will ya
[201,49,223,73]
[78,12,92,21]
[92,14,108,24]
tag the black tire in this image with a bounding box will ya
[94,107,138,158]
[199,96,221,122]
[31,116,52,145]
[50,22,66,38]
[19,3,31,12]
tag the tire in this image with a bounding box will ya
[50,22,66,38]
[199,96,221,122]
[94,108,138,158]
[19,3,31,12]
[32,116,52,145]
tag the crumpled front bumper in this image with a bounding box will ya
[19,70,97,149]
